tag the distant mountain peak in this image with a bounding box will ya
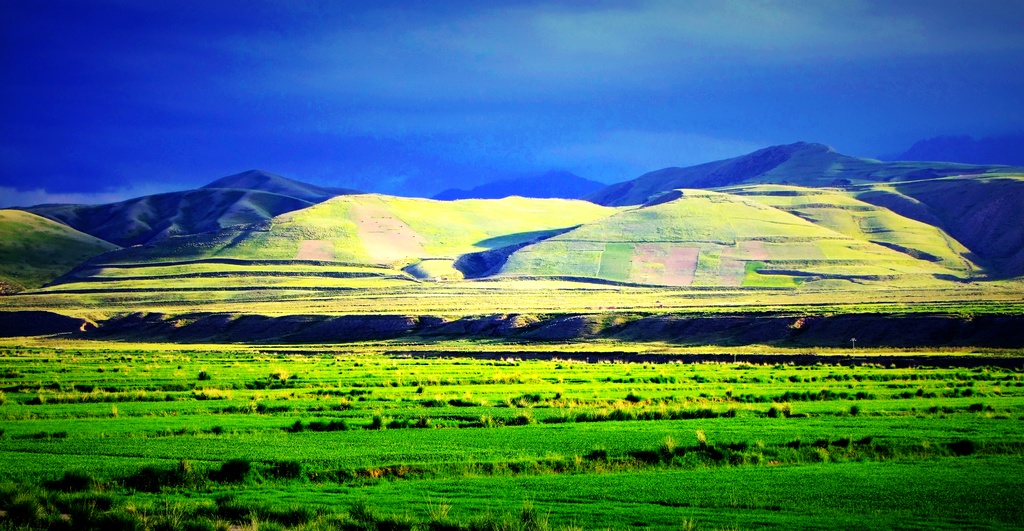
[202,169,305,190]
[202,170,359,202]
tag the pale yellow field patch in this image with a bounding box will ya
[629,245,699,286]
[350,198,427,263]
[296,240,334,260]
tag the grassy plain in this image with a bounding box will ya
[5,276,1024,321]
[1,343,1023,529]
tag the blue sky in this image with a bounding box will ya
[2,0,1023,206]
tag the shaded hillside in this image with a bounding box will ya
[433,171,605,200]
[22,170,357,247]
[854,176,1024,277]
[500,189,959,287]
[0,209,119,292]
[587,142,1020,206]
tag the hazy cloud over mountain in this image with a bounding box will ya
[3,0,1023,206]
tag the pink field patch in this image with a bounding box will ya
[739,240,769,260]
[630,244,698,286]
[350,200,426,262]
[296,240,334,260]
[662,247,700,286]
[722,240,769,261]
[718,258,746,286]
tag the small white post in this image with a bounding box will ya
[850,337,857,354]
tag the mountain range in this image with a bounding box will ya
[2,142,1023,296]
[584,141,1018,206]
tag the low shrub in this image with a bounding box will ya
[47,470,96,492]
[948,439,977,456]
[270,460,304,480]
[213,459,252,483]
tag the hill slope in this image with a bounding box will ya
[587,142,1020,206]
[854,175,1024,278]
[724,184,978,275]
[433,171,605,200]
[22,170,357,247]
[501,189,961,287]
[0,209,119,292]
[43,195,619,294]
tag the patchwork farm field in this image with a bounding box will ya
[1,344,1024,530]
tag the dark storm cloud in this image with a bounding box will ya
[2,0,1022,206]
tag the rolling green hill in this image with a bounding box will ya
[89,194,617,266]
[586,142,1021,207]
[724,184,978,275]
[22,170,356,247]
[500,189,963,288]
[0,210,119,292]
[7,161,1023,319]
[39,195,618,298]
[28,183,1002,301]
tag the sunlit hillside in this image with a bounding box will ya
[0,209,119,292]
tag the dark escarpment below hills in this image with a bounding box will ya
[8,311,1024,348]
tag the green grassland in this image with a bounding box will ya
[0,210,119,293]
[1,344,1023,529]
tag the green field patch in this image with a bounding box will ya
[598,243,634,281]
[743,261,802,288]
